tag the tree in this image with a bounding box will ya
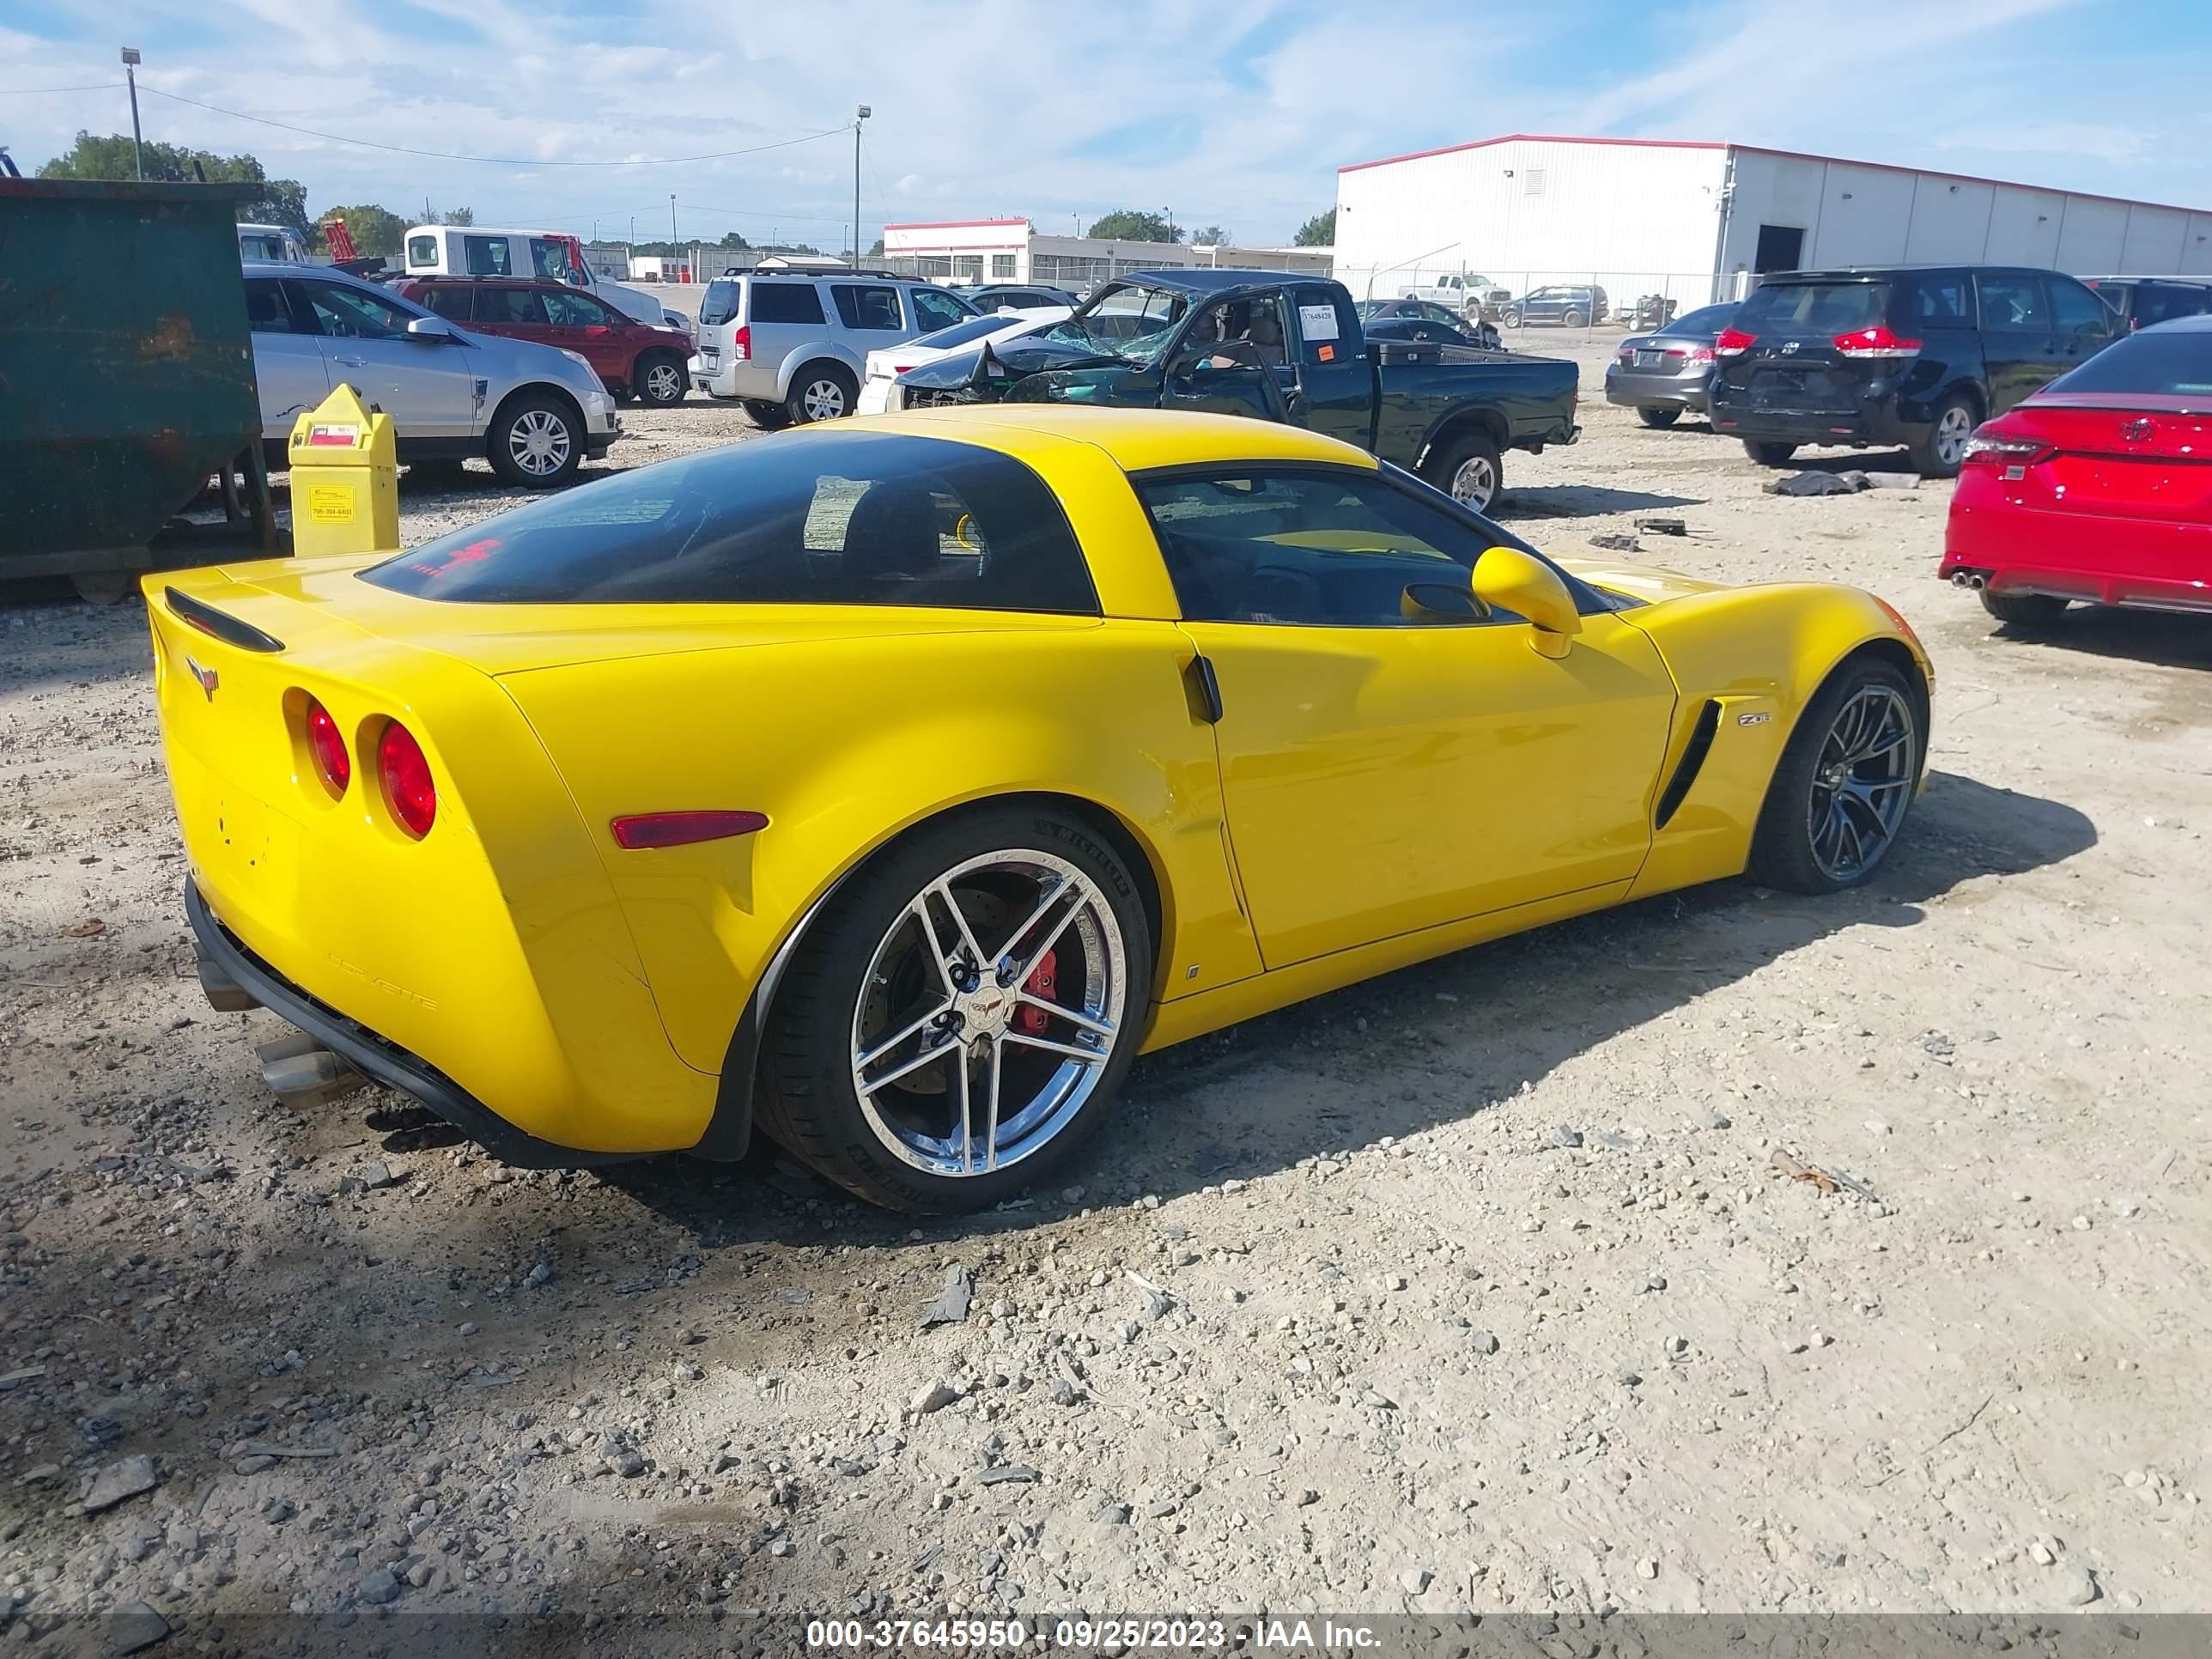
[1293,208,1336,247]
[717,230,752,249]
[38,131,316,245]
[320,204,409,258]
[440,206,474,226]
[868,238,884,257]
[1085,209,1179,244]
[1192,225,1231,247]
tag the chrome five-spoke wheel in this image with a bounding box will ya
[851,849,1127,1178]
[1806,685,1916,883]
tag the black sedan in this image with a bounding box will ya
[951,283,1080,312]
[1355,299,1502,351]
[1602,302,1740,427]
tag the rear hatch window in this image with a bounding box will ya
[699,280,740,327]
[1735,281,1889,337]
[360,429,1099,613]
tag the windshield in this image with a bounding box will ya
[1047,283,1191,365]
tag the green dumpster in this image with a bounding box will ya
[0,178,283,602]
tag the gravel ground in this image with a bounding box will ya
[2,342,2207,1644]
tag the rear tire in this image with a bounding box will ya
[1426,429,1504,514]
[1561,309,1586,330]
[1745,440,1799,466]
[1910,394,1978,479]
[1749,657,1923,895]
[741,399,793,430]
[787,363,857,425]
[761,803,1153,1213]
[635,352,688,408]
[487,393,583,489]
[1637,406,1681,428]
[1981,589,2069,627]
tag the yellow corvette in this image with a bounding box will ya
[152,407,1930,1212]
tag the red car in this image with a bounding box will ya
[1942,315,2212,624]
[398,277,693,407]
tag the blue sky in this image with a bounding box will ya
[3,0,2208,246]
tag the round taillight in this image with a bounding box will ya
[378,722,436,838]
[303,698,349,796]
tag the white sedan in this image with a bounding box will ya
[855,307,1071,414]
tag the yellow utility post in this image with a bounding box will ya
[286,384,398,557]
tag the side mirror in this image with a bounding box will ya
[1470,547,1583,659]
[405,316,455,342]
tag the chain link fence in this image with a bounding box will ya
[1333,264,1754,342]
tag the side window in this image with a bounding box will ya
[1900,276,1971,326]
[417,287,476,321]
[528,238,571,282]
[295,279,416,340]
[1290,284,1357,365]
[2049,278,2110,340]
[831,285,905,331]
[1978,275,2050,332]
[544,290,612,327]
[909,287,969,333]
[747,283,828,325]
[463,236,513,277]
[475,288,548,326]
[1134,469,1510,628]
[244,281,295,334]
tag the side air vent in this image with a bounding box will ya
[1655,700,1722,830]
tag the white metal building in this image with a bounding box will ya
[1332,133,2212,308]
[882,218,1332,290]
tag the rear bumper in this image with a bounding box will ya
[1942,495,2212,611]
[690,353,775,401]
[186,879,637,1168]
[1709,388,1917,448]
[1605,365,1711,410]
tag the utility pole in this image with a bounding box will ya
[1164,206,1175,244]
[119,48,143,180]
[668,193,677,250]
[853,104,871,267]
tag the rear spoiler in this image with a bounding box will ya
[162,586,286,653]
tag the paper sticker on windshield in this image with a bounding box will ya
[1299,304,1340,343]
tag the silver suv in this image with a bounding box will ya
[690,269,978,426]
[244,263,622,489]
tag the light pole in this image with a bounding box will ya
[119,48,143,180]
[853,104,871,267]
[668,193,677,249]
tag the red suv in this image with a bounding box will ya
[398,277,693,406]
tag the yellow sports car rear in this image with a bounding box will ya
[154,406,1930,1211]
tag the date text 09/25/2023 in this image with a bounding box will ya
[804,1617,1382,1650]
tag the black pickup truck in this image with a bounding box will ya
[893,269,1580,512]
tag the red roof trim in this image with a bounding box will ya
[882,217,1030,232]
[1338,132,1724,173]
[1335,132,2211,216]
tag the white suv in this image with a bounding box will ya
[690,270,979,426]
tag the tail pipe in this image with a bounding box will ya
[256,1031,369,1109]
[1949,569,1989,590]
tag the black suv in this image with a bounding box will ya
[1707,265,2114,477]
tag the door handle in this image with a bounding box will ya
[332,355,366,367]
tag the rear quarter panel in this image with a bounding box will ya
[1611,580,1932,897]
[1373,355,1580,466]
[497,618,1262,1075]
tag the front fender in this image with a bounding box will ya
[1615,580,1931,897]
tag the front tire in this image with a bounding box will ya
[787,364,857,425]
[1745,439,1799,466]
[1427,429,1504,514]
[1749,658,1923,895]
[635,352,688,408]
[1911,395,1978,478]
[1502,308,1523,330]
[761,804,1153,1212]
[1637,406,1681,428]
[487,394,582,488]
[1981,588,2069,627]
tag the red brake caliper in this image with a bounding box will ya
[1013,951,1057,1034]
